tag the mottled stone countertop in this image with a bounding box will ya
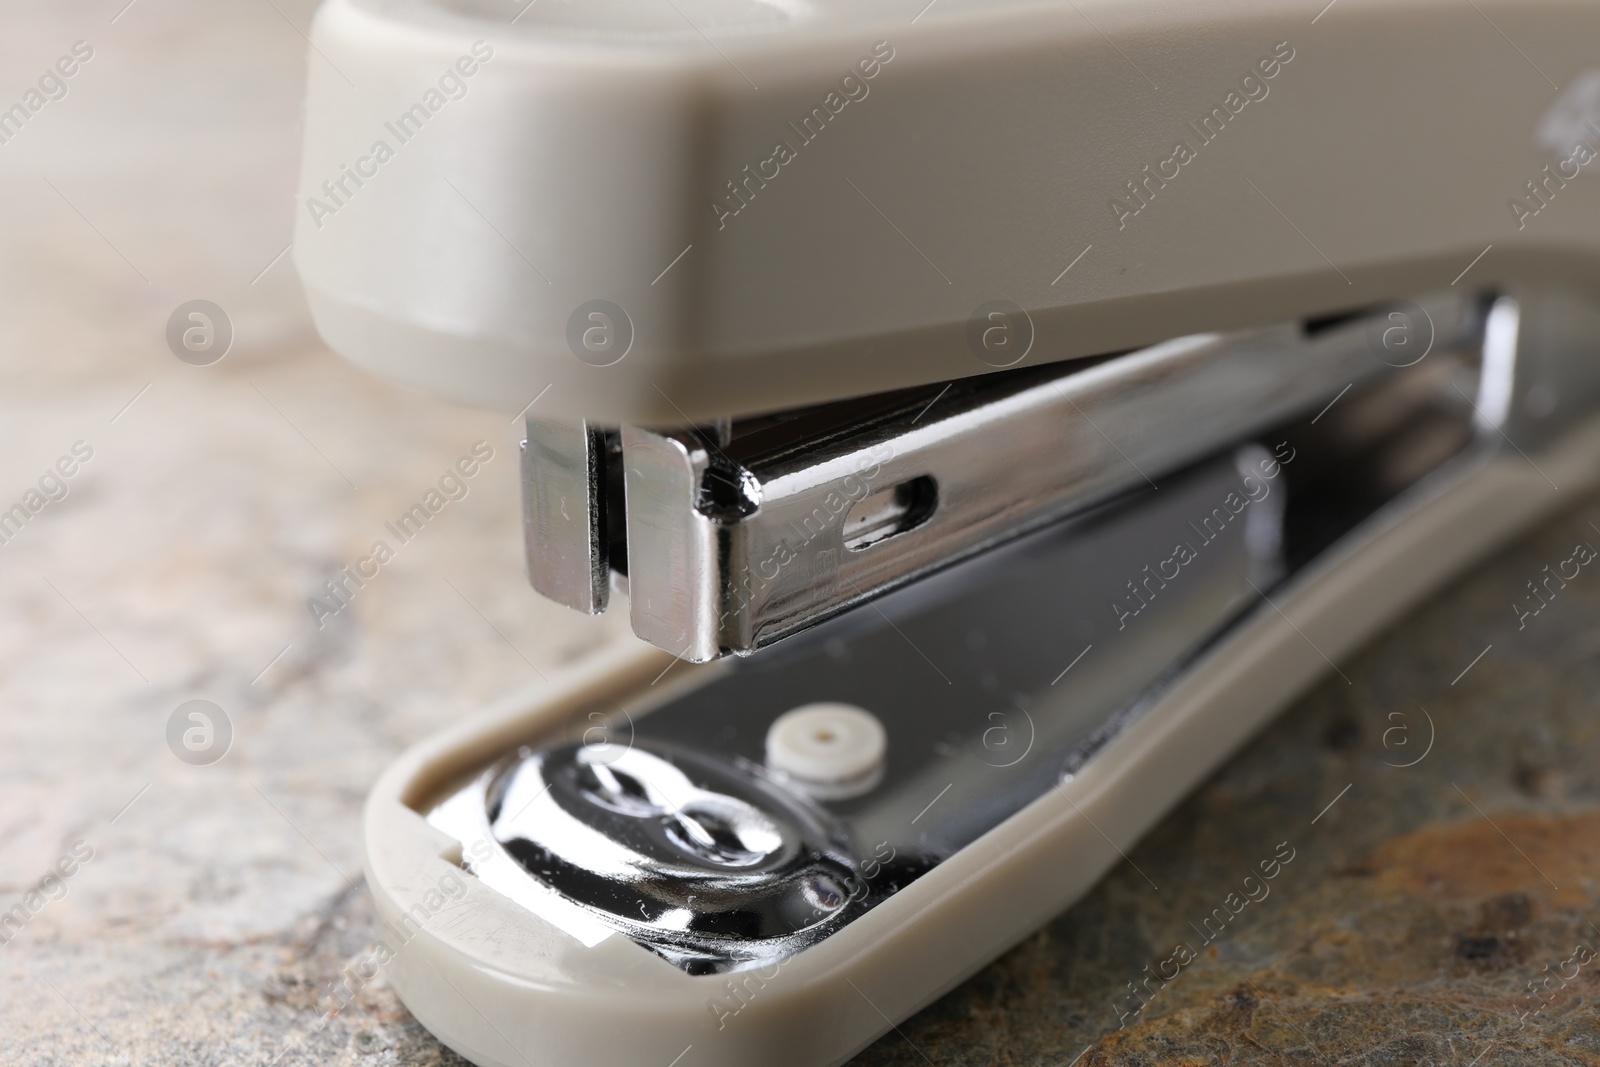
[3,5,1598,1066]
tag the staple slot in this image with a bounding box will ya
[843,477,936,551]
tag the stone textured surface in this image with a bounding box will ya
[3,4,1599,1066]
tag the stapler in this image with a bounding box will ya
[293,1,1600,1063]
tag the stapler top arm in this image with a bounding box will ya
[295,0,1600,423]
[296,0,1600,659]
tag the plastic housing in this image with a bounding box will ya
[296,0,1600,425]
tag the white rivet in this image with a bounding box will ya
[765,703,886,788]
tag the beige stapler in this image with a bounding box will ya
[293,2,1600,1063]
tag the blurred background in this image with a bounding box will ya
[0,3,629,1061]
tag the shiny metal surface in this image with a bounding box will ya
[1479,289,1600,447]
[436,447,1278,973]
[621,294,1478,661]
[459,741,868,974]
[425,347,1474,971]
[521,418,611,614]
[431,289,1600,976]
